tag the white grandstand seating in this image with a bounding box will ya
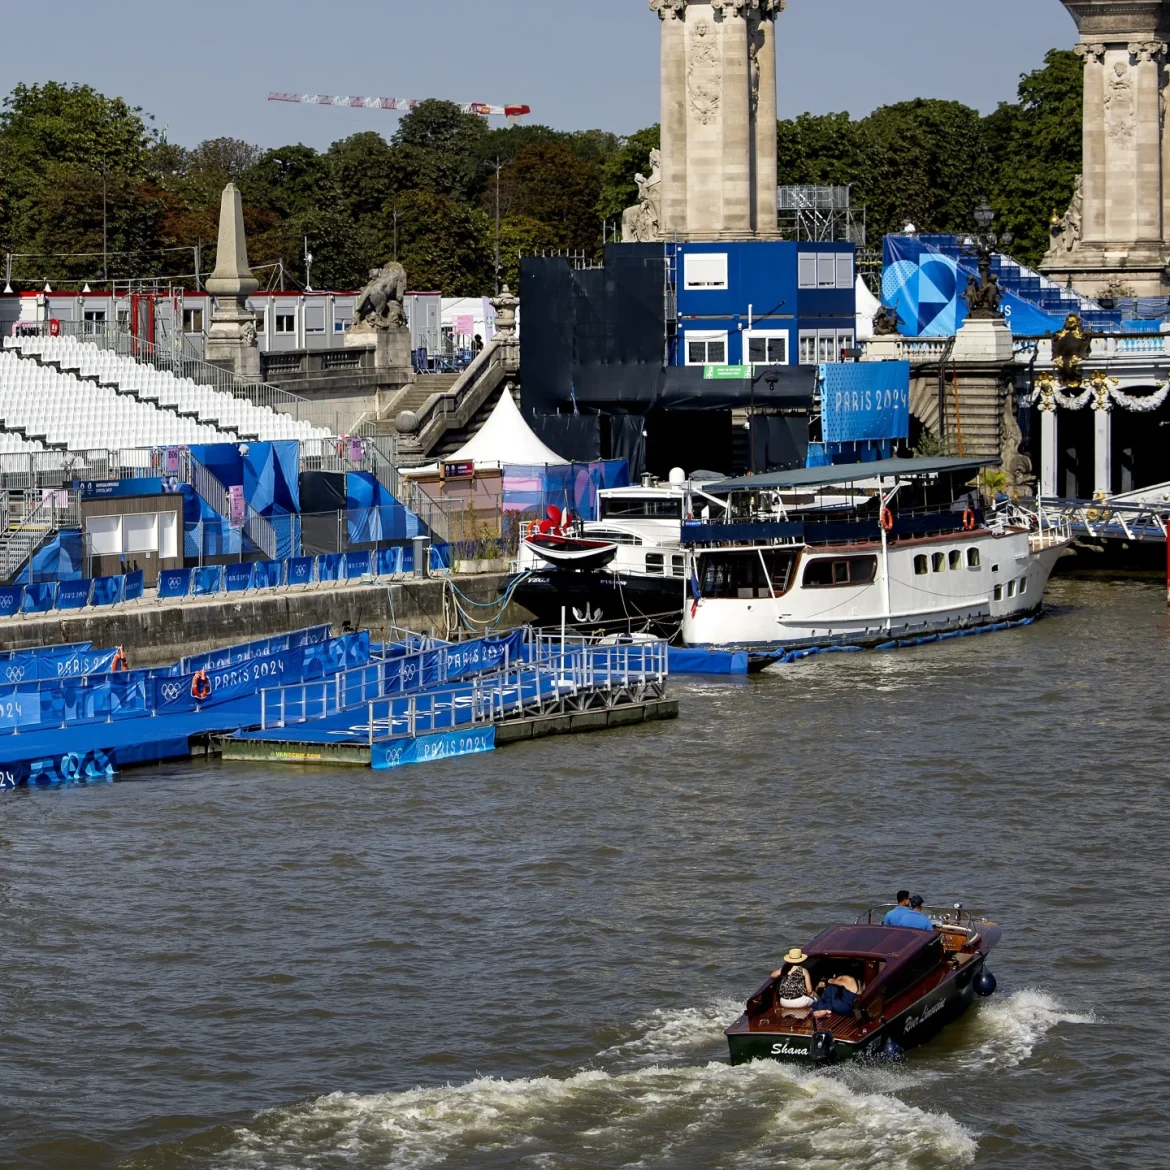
[5,336,331,444]
[0,349,223,450]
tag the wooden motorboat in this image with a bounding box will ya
[523,532,619,572]
[726,905,1001,1065]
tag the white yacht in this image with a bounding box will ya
[681,457,1071,653]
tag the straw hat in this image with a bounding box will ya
[783,948,808,964]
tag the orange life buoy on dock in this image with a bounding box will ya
[527,520,541,538]
[191,668,211,701]
[963,509,977,532]
[880,508,895,532]
[111,646,128,673]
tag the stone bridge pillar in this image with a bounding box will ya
[1043,2,1170,295]
[647,0,783,240]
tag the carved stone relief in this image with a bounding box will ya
[687,19,722,125]
[1105,56,1136,143]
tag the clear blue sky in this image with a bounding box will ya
[0,0,1076,149]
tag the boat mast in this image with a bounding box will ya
[879,477,893,631]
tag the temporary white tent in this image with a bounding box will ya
[401,388,568,476]
[855,275,881,342]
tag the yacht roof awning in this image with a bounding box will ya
[704,456,999,494]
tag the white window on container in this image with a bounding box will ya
[799,332,818,365]
[683,252,728,290]
[836,253,855,289]
[123,512,159,555]
[182,308,204,333]
[275,313,295,334]
[305,305,326,334]
[87,515,122,557]
[837,330,855,353]
[818,254,837,288]
[159,510,179,560]
[745,331,789,367]
[254,312,266,335]
[818,332,837,363]
[334,318,352,334]
[798,253,817,289]
[685,331,728,366]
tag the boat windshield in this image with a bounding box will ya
[601,496,684,521]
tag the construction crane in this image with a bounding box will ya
[268,93,531,123]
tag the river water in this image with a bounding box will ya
[1,576,1167,1170]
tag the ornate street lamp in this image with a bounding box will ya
[960,199,1013,319]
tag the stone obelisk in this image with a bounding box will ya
[204,183,261,379]
[644,0,783,241]
[1042,1,1170,295]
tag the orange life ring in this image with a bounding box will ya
[963,509,977,532]
[111,646,128,673]
[527,520,541,538]
[191,668,211,701]
[880,508,895,532]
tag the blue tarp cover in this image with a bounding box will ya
[317,553,342,582]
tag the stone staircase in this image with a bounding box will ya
[390,335,521,466]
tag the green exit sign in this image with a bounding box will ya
[703,364,751,380]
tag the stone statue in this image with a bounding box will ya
[1048,174,1083,256]
[872,304,903,337]
[355,262,408,331]
[622,149,663,243]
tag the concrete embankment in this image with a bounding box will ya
[0,574,531,667]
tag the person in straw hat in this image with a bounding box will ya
[771,948,816,1009]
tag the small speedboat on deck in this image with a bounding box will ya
[523,532,619,572]
[726,904,1001,1066]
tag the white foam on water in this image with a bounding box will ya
[596,997,743,1063]
[215,1058,975,1170]
[955,988,1096,1071]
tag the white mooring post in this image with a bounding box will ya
[1040,409,1058,498]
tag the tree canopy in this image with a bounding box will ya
[0,51,1083,293]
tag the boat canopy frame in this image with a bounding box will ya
[704,456,1000,496]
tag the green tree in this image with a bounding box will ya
[987,49,1083,266]
[388,100,489,201]
[597,125,660,224]
[385,190,491,295]
[491,142,603,253]
[0,82,160,286]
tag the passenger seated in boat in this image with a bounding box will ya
[884,892,934,931]
[771,948,815,1009]
[811,973,862,1020]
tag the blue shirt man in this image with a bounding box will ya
[883,892,934,931]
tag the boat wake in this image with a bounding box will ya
[208,991,1089,1169]
[220,1060,975,1170]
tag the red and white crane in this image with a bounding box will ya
[268,93,531,122]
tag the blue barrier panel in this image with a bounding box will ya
[375,546,404,576]
[371,727,495,770]
[286,557,314,587]
[55,580,92,611]
[42,648,122,679]
[124,570,145,603]
[317,554,342,582]
[91,576,124,607]
[253,560,283,590]
[193,565,223,596]
[0,586,24,618]
[345,551,372,579]
[225,563,254,593]
[21,583,58,614]
[0,641,92,659]
[157,569,191,600]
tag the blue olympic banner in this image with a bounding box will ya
[0,587,22,618]
[442,630,524,682]
[371,727,495,771]
[0,647,121,684]
[77,477,181,500]
[0,747,118,790]
[820,362,911,445]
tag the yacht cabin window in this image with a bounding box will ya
[967,548,981,568]
[600,497,684,521]
[645,553,664,575]
[802,555,878,588]
[1007,580,1017,598]
[994,584,1003,601]
[1020,577,1028,593]
[914,555,928,576]
[948,549,963,571]
[931,552,946,573]
[698,550,798,599]
[671,554,686,577]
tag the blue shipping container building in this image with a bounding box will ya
[674,240,857,369]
